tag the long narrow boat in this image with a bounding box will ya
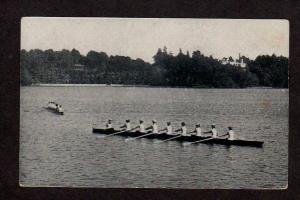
[92,128,264,148]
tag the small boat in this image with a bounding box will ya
[45,102,64,115]
[92,128,264,148]
[45,106,64,115]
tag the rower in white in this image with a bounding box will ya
[166,122,172,135]
[196,124,202,136]
[146,119,159,134]
[175,122,189,136]
[225,127,235,140]
[160,122,173,135]
[190,124,202,136]
[106,119,113,129]
[133,120,146,133]
[120,119,131,131]
[204,124,218,138]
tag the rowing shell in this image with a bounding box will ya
[92,128,264,148]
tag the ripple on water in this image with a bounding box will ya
[20,87,288,188]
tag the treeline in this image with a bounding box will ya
[20,47,288,88]
[20,49,155,85]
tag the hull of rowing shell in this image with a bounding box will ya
[45,107,64,115]
[92,128,264,147]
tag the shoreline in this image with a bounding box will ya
[20,83,287,89]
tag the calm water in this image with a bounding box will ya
[20,86,288,189]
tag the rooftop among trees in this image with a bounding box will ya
[20,47,288,88]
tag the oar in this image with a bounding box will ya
[125,132,154,142]
[154,130,196,144]
[183,134,228,146]
[154,134,182,144]
[99,129,131,138]
[216,134,228,138]
[182,137,214,146]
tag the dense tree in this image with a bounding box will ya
[247,54,288,88]
[20,48,288,88]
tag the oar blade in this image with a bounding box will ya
[153,140,162,144]
[182,142,192,146]
[96,135,107,139]
[125,138,133,142]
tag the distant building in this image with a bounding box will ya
[221,54,246,68]
[63,64,88,83]
[72,64,86,71]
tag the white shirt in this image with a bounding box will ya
[152,124,158,133]
[196,127,202,136]
[106,123,112,129]
[58,106,63,112]
[126,122,131,131]
[228,130,234,140]
[166,125,172,135]
[181,126,187,136]
[212,128,218,138]
[139,124,145,133]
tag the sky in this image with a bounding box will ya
[21,17,289,63]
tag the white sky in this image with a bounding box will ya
[21,17,289,63]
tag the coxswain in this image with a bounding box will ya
[106,119,113,129]
[133,120,146,133]
[120,119,131,131]
[225,127,235,140]
[160,122,173,135]
[146,119,159,134]
[190,124,202,136]
[175,122,189,136]
[203,124,218,138]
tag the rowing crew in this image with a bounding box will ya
[105,119,235,140]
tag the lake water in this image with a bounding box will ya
[20,86,288,189]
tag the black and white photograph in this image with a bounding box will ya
[20,17,288,189]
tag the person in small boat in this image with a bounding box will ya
[120,119,131,131]
[106,119,113,129]
[203,124,218,138]
[160,122,173,135]
[225,127,235,140]
[57,105,63,113]
[146,120,159,134]
[55,104,59,111]
[175,122,189,136]
[190,124,202,136]
[133,120,146,133]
